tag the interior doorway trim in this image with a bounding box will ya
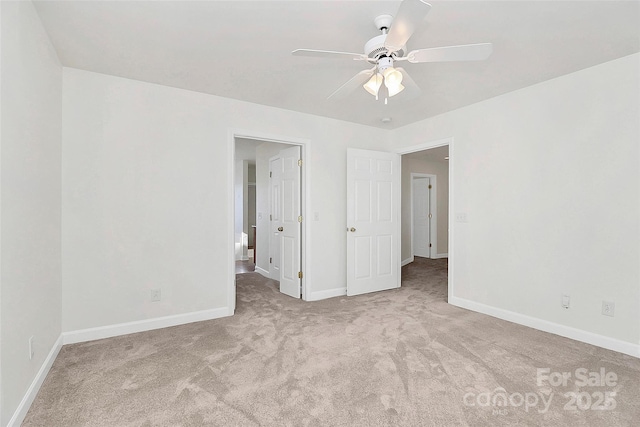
[410,173,437,259]
[228,129,311,313]
[396,137,454,303]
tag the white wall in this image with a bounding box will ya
[392,53,640,351]
[0,1,62,425]
[401,156,449,261]
[62,68,390,332]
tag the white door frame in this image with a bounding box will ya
[228,129,311,313]
[396,137,453,303]
[410,173,437,259]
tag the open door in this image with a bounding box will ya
[347,148,401,296]
[413,176,431,258]
[275,145,302,298]
[269,155,282,281]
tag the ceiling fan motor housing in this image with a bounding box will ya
[365,15,406,60]
[377,56,394,74]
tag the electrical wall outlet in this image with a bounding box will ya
[29,336,35,360]
[455,212,468,223]
[151,289,161,302]
[602,301,615,317]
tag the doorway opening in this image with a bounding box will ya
[397,138,452,301]
[230,131,309,313]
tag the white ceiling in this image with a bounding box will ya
[34,1,640,129]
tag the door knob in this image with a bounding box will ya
[278,226,284,232]
[350,227,356,232]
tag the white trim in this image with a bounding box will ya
[61,307,232,345]
[306,287,347,301]
[395,137,454,302]
[401,256,414,267]
[433,253,448,259]
[229,129,312,304]
[396,137,452,155]
[227,131,236,314]
[449,296,640,359]
[254,266,270,278]
[8,335,63,427]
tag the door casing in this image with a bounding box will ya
[229,130,311,313]
[396,137,454,303]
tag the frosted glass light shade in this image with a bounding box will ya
[363,73,383,96]
[387,83,405,97]
[382,67,403,88]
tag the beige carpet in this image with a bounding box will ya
[23,258,640,426]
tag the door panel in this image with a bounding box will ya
[347,148,400,296]
[377,181,393,221]
[377,234,393,276]
[355,236,372,279]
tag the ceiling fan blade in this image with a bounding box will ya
[292,49,367,61]
[396,68,421,99]
[328,68,375,100]
[407,43,493,63]
[384,0,432,53]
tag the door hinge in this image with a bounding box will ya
[298,215,303,223]
[298,271,303,279]
[298,159,303,167]
[429,243,432,248]
[428,184,432,189]
[269,171,272,178]
[270,214,272,221]
[270,257,272,264]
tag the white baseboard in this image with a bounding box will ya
[433,253,448,259]
[449,296,640,359]
[306,287,347,301]
[62,307,232,345]
[8,335,63,427]
[255,266,270,278]
[401,256,414,267]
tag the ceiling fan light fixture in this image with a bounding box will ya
[363,73,383,97]
[292,1,493,103]
[382,67,403,88]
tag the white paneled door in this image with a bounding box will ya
[413,177,431,258]
[346,149,401,296]
[276,145,302,298]
[269,156,282,281]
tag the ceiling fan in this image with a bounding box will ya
[292,0,493,102]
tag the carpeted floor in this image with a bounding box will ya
[23,258,640,426]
